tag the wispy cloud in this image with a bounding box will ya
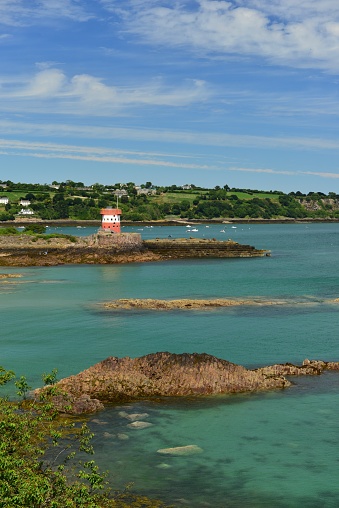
[0,0,93,26]
[105,0,339,72]
[1,137,339,181]
[0,138,214,170]
[1,119,339,153]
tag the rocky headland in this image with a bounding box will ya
[0,231,269,266]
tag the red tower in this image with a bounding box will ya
[100,207,122,233]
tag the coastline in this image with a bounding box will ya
[2,217,339,228]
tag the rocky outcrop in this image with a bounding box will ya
[0,273,22,278]
[256,358,339,377]
[0,233,160,266]
[35,354,339,415]
[37,352,291,413]
[144,238,269,258]
[0,233,268,266]
[103,297,289,311]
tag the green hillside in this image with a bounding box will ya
[0,180,338,222]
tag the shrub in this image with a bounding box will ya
[0,367,168,508]
[0,226,19,235]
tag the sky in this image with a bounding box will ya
[1,1,339,193]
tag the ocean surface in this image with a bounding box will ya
[2,223,339,507]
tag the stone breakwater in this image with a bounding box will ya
[0,232,269,266]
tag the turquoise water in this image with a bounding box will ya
[2,223,339,507]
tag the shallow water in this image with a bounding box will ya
[2,223,339,506]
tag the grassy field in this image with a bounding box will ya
[229,192,281,201]
[151,191,207,204]
[0,190,53,201]
[151,190,281,204]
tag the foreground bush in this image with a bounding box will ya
[0,368,168,508]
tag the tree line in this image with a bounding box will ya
[1,180,339,221]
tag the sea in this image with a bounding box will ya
[2,222,339,507]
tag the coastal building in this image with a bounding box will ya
[19,199,31,207]
[136,187,156,196]
[18,208,34,215]
[100,207,122,233]
[113,189,128,198]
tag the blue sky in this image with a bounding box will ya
[1,0,339,193]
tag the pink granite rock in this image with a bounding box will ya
[39,352,290,414]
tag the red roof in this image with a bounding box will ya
[100,208,122,214]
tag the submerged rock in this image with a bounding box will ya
[119,411,149,421]
[127,421,153,429]
[156,463,172,469]
[157,445,203,456]
[117,433,129,440]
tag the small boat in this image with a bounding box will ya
[191,228,198,232]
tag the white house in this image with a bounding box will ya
[136,187,156,196]
[113,189,128,198]
[19,199,31,206]
[18,208,34,215]
[0,197,9,205]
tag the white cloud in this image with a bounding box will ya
[105,0,339,72]
[0,68,210,114]
[22,69,67,97]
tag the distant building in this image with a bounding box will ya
[18,208,34,215]
[0,184,7,189]
[136,187,156,196]
[113,189,128,198]
[19,199,31,207]
[0,197,9,205]
[182,184,192,190]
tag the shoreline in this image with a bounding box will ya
[2,217,339,228]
